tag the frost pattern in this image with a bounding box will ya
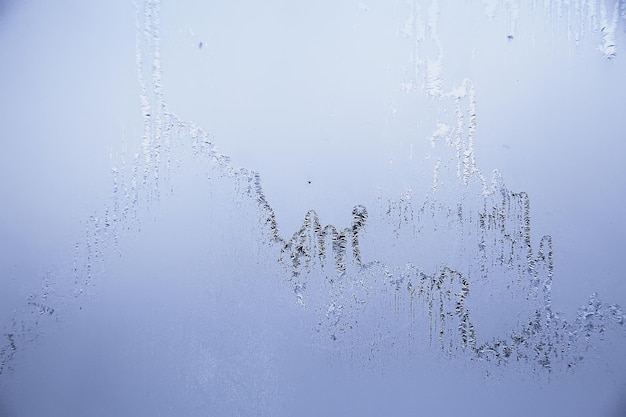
[1,0,625,377]
[473,0,625,55]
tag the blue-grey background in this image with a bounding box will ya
[1,0,625,416]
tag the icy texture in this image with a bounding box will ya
[1,1,625,412]
[475,0,625,57]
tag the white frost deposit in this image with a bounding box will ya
[1,0,625,416]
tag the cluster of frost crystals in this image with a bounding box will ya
[265,1,626,371]
[272,83,624,371]
[2,0,625,384]
[480,0,625,58]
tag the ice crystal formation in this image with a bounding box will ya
[1,0,625,377]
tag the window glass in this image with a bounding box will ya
[1,1,625,415]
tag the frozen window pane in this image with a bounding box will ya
[1,0,625,416]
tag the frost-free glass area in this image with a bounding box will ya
[1,0,625,416]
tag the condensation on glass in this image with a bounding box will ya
[1,0,625,415]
